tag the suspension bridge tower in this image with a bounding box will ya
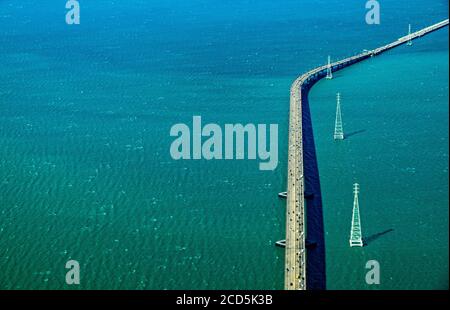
[326,55,333,79]
[334,93,344,140]
[349,183,364,247]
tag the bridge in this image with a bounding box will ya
[284,19,449,290]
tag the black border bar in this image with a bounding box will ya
[0,290,448,307]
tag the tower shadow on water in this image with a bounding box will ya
[301,82,326,290]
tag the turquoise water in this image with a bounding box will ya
[309,29,449,289]
[0,1,448,289]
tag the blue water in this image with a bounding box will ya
[0,0,448,289]
[309,30,449,289]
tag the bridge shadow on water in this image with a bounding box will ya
[302,83,326,290]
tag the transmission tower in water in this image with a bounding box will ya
[349,183,364,247]
[407,24,413,46]
[334,93,344,140]
[326,55,333,79]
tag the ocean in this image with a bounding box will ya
[0,0,448,289]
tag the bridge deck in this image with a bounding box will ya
[284,18,449,290]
